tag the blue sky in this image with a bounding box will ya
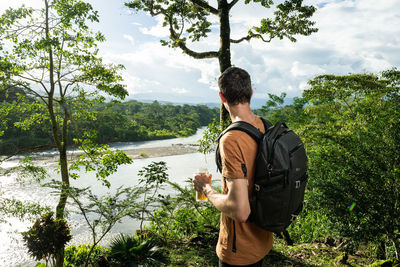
[1,0,399,105]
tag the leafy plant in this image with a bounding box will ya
[108,234,168,267]
[22,212,72,266]
[64,185,143,267]
[302,69,400,258]
[137,161,169,232]
[64,244,108,267]
[198,118,230,154]
[148,179,219,245]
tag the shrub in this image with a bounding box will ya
[22,212,71,266]
[108,234,168,266]
[64,244,108,267]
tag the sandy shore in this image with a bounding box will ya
[0,143,199,166]
[0,144,199,175]
[123,144,199,159]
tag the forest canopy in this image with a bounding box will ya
[0,97,219,155]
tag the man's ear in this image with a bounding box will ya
[219,92,227,103]
[251,88,253,97]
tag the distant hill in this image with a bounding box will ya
[135,98,294,110]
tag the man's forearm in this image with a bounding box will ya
[203,183,250,222]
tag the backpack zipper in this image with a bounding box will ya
[289,143,304,156]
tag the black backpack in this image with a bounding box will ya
[215,117,308,233]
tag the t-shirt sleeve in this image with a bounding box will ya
[220,132,246,179]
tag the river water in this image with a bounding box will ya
[0,128,219,266]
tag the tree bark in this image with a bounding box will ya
[45,1,68,266]
[218,0,231,125]
[392,237,400,260]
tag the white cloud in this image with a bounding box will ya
[131,22,142,26]
[139,16,169,38]
[172,87,188,94]
[290,61,326,77]
[120,71,160,95]
[0,0,42,13]
[123,34,135,46]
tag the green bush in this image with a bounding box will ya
[64,244,108,267]
[288,199,336,243]
[148,180,220,245]
[22,212,72,266]
[108,234,168,267]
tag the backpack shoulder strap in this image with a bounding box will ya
[217,120,263,143]
[216,117,271,173]
[215,121,261,173]
[260,117,273,132]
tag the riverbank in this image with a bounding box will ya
[122,143,199,159]
[4,143,198,163]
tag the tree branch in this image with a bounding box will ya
[168,16,218,59]
[176,41,219,59]
[189,0,218,15]
[17,73,49,95]
[18,83,49,105]
[228,0,240,10]
[230,33,272,43]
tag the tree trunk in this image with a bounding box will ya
[392,237,400,259]
[218,0,231,126]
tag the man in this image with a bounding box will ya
[193,67,273,267]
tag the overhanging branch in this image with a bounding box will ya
[189,0,218,15]
[230,33,272,43]
[168,15,218,59]
[228,0,240,10]
[176,41,219,59]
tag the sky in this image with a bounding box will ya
[1,0,399,106]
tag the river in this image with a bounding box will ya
[0,128,219,266]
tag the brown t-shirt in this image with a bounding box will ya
[216,117,273,265]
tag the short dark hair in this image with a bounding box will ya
[218,67,252,105]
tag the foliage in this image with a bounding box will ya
[18,156,48,183]
[64,244,108,267]
[22,212,72,266]
[0,197,51,223]
[301,69,400,258]
[263,238,377,267]
[148,179,219,245]
[62,184,143,267]
[70,130,133,187]
[0,99,219,155]
[137,161,169,231]
[108,234,169,267]
[287,197,336,244]
[255,93,309,129]
[198,118,229,154]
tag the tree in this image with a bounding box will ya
[302,69,400,259]
[125,0,318,122]
[0,0,131,265]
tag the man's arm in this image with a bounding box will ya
[193,174,250,223]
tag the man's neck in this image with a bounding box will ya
[227,102,257,124]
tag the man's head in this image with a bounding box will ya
[218,67,252,105]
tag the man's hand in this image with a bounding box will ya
[193,172,212,194]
